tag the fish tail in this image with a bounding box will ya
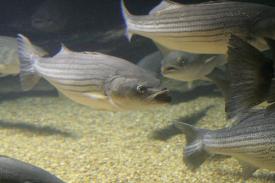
[174,122,210,170]
[226,34,274,119]
[17,34,41,91]
[120,0,133,41]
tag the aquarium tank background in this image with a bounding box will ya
[0,0,275,183]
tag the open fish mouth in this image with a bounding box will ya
[147,88,171,103]
[162,66,178,74]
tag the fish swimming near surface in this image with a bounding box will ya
[31,0,73,33]
[0,155,65,183]
[0,36,47,77]
[17,34,171,111]
[175,109,275,179]
[226,34,275,118]
[121,0,275,54]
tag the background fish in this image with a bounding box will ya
[175,109,275,179]
[121,0,275,54]
[137,51,162,77]
[31,0,73,33]
[0,155,64,183]
[226,35,274,119]
[0,36,47,77]
[17,34,170,111]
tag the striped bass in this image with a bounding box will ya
[121,0,275,54]
[0,36,47,77]
[16,34,171,111]
[175,110,275,179]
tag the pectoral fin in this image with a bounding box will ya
[239,161,258,180]
[83,92,107,100]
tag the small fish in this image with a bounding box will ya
[226,34,275,118]
[121,0,275,54]
[31,0,72,32]
[17,34,170,111]
[0,155,64,183]
[137,51,162,77]
[175,109,275,179]
[161,51,226,81]
[0,36,47,77]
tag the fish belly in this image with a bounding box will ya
[153,36,228,54]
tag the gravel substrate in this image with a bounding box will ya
[0,77,274,183]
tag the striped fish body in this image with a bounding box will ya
[205,116,275,171]
[122,0,275,54]
[17,34,170,111]
[176,110,275,178]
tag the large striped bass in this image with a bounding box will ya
[175,110,275,179]
[121,0,275,54]
[16,34,171,111]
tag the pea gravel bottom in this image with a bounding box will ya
[0,77,274,183]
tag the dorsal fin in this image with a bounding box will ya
[149,0,182,15]
[59,43,72,54]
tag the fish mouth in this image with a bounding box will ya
[147,88,171,103]
[162,66,178,74]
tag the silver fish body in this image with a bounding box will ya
[161,51,226,81]
[175,110,275,179]
[17,34,170,111]
[0,155,64,183]
[122,0,275,54]
[0,36,47,77]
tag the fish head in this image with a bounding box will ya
[161,51,206,81]
[31,0,68,32]
[106,75,171,110]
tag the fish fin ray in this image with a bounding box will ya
[174,122,210,170]
[120,0,134,41]
[17,34,41,91]
[226,34,273,119]
[239,160,258,180]
[83,92,107,100]
[149,0,182,15]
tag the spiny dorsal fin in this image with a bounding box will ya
[59,43,72,54]
[149,0,182,15]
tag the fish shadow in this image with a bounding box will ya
[0,120,76,138]
[0,90,58,103]
[150,105,214,141]
[170,84,222,104]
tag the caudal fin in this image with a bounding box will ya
[226,34,274,119]
[17,34,41,91]
[120,0,134,41]
[174,122,210,170]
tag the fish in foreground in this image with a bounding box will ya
[175,110,275,179]
[121,0,275,54]
[0,155,64,183]
[226,34,275,118]
[17,34,171,111]
[0,36,47,77]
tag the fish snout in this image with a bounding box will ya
[147,88,171,103]
[161,66,178,75]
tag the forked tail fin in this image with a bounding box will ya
[17,34,41,91]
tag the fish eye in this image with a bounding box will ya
[136,85,147,94]
[176,57,185,66]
